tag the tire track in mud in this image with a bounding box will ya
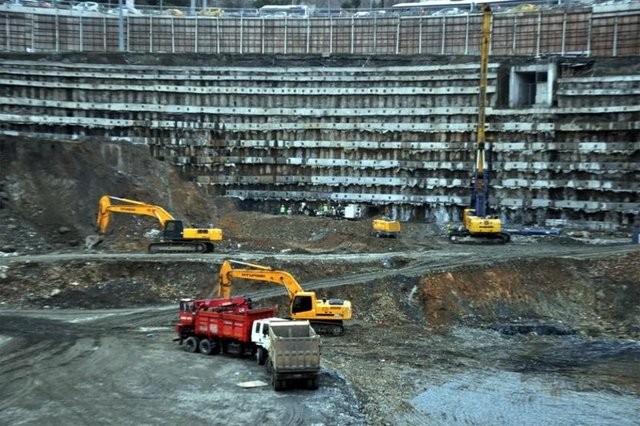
[2,242,635,266]
[0,316,104,423]
[0,312,359,425]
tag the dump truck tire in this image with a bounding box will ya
[308,377,319,390]
[183,336,198,353]
[256,347,267,365]
[199,339,213,355]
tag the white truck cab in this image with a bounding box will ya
[251,318,287,364]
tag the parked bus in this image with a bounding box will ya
[259,4,310,18]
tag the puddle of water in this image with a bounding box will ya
[412,369,639,426]
[411,331,640,425]
[491,322,575,336]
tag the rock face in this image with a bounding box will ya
[0,139,222,254]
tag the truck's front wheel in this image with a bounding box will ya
[256,347,267,365]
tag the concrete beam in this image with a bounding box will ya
[0,60,500,77]
[225,190,465,205]
[0,79,492,96]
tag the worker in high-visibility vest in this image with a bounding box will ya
[279,204,286,215]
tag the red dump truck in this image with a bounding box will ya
[175,297,322,391]
[175,297,276,356]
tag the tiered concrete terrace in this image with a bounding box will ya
[0,55,637,229]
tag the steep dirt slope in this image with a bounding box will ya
[0,139,435,255]
[0,140,226,253]
[418,254,640,337]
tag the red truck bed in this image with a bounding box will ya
[192,307,276,343]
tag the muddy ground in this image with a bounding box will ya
[0,139,639,425]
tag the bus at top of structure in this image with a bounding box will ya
[391,0,522,16]
[258,4,310,18]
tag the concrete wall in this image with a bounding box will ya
[0,55,637,229]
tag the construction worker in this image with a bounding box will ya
[322,203,329,216]
[279,204,286,215]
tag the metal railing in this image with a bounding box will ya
[0,5,638,56]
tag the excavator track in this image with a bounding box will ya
[147,242,214,254]
[309,320,344,336]
[449,232,510,245]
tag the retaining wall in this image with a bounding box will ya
[0,54,637,229]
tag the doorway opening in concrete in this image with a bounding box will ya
[512,72,548,106]
[509,64,556,108]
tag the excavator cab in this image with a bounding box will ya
[291,294,314,314]
[163,220,184,241]
[463,208,502,234]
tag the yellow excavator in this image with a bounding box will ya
[448,5,510,245]
[95,195,223,253]
[216,259,352,336]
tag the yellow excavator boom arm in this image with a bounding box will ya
[96,195,175,234]
[217,259,304,300]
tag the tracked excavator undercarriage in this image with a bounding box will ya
[448,227,511,245]
[147,241,215,254]
[308,320,345,336]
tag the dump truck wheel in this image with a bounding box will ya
[256,347,267,365]
[199,339,213,355]
[308,377,319,390]
[210,339,221,355]
[183,336,198,353]
[270,370,281,391]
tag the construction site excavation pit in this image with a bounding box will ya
[0,53,638,424]
[0,250,638,425]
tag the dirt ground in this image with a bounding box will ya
[0,139,639,425]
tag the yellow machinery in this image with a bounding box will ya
[448,5,510,244]
[371,218,401,238]
[96,195,223,253]
[217,259,352,335]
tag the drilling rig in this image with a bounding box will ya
[449,5,511,244]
